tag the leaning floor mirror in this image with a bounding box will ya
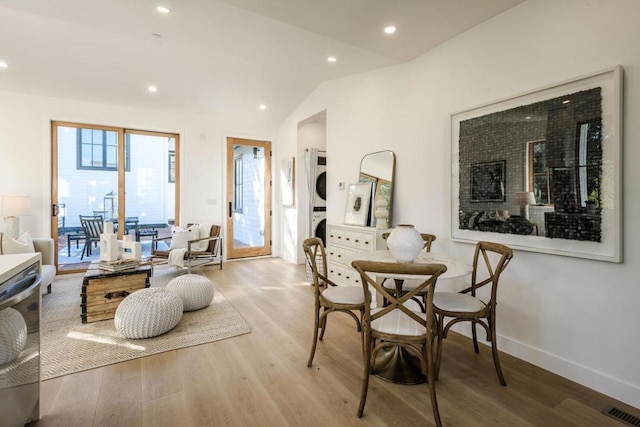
[358,150,395,228]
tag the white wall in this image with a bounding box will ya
[0,91,275,247]
[277,0,640,408]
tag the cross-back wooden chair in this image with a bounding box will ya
[302,237,365,368]
[351,260,448,426]
[79,214,103,260]
[433,241,513,385]
[381,231,438,312]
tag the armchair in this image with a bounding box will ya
[32,238,57,294]
[152,224,223,273]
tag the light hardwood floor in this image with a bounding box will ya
[33,258,638,426]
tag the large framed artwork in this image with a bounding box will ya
[451,66,623,262]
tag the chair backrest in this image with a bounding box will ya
[207,224,221,253]
[79,215,103,239]
[302,237,328,290]
[352,260,447,325]
[465,241,513,304]
[382,232,437,252]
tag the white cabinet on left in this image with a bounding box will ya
[326,224,389,288]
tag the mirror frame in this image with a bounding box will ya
[359,150,396,228]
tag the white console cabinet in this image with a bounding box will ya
[326,224,389,287]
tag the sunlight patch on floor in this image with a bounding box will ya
[67,331,146,351]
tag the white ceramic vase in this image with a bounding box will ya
[386,224,424,263]
[0,307,28,365]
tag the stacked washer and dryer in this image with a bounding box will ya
[311,153,327,244]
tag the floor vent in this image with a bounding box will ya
[603,405,640,426]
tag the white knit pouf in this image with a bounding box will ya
[114,288,183,339]
[166,274,215,311]
[0,307,27,364]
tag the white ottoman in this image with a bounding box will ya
[166,274,215,312]
[114,288,183,339]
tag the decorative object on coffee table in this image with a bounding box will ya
[166,274,215,311]
[386,224,424,263]
[115,288,183,339]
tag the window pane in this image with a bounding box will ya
[106,145,117,168]
[92,145,102,167]
[533,175,548,205]
[532,142,546,173]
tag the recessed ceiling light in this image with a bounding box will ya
[562,99,570,104]
[384,26,396,34]
[148,86,158,93]
[327,56,337,63]
[0,61,8,69]
[156,6,171,14]
[525,116,532,120]
[259,104,267,111]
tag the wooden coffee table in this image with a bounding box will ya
[81,261,152,323]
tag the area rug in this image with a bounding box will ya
[41,268,251,380]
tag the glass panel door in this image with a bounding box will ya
[226,137,272,259]
[123,131,178,256]
[53,123,121,271]
[52,122,179,272]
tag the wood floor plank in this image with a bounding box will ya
[141,351,182,402]
[35,258,639,427]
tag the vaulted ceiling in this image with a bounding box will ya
[0,0,524,127]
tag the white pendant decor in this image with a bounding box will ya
[0,307,28,365]
[386,224,424,263]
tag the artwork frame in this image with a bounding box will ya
[451,66,623,262]
[344,182,372,226]
[281,157,295,206]
[471,160,506,202]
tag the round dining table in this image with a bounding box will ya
[346,249,473,385]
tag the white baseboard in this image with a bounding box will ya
[494,332,640,409]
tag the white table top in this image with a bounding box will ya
[346,250,472,281]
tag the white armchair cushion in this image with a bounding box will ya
[322,286,365,305]
[0,232,35,254]
[371,308,426,337]
[433,292,486,313]
[169,226,198,250]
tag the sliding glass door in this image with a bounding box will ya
[52,122,179,272]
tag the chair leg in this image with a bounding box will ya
[435,314,444,380]
[472,321,480,354]
[80,243,87,260]
[427,333,443,427]
[357,331,372,418]
[489,320,507,386]
[319,311,328,341]
[307,304,321,367]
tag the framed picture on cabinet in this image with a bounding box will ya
[344,183,372,226]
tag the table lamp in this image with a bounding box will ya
[514,192,536,220]
[1,195,31,238]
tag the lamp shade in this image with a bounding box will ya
[0,195,31,217]
[514,192,536,206]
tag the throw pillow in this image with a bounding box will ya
[169,226,198,250]
[1,231,35,255]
